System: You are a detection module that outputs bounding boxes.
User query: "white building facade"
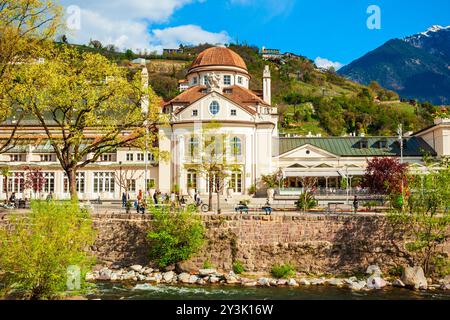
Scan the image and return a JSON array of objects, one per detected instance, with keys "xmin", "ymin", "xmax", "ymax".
[{"xmin": 0, "ymin": 47, "xmax": 448, "ymax": 201}]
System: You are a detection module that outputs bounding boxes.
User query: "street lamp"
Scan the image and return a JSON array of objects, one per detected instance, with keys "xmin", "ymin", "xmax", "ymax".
[{"xmin": 397, "ymin": 124, "xmax": 405, "ymax": 210}]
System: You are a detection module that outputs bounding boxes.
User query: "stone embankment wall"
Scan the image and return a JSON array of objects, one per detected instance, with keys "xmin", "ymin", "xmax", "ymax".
[
  {"xmin": 2, "ymin": 212, "xmax": 449, "ymax": 275},
  {"xmin": 88, "ymin": 213, "xmax": 450, "ymax": 275}
]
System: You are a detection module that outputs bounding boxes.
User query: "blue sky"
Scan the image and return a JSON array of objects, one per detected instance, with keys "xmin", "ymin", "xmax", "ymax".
[{"xmin": 63, "ymin": 0, "xmax": 450, "ymax": 68}]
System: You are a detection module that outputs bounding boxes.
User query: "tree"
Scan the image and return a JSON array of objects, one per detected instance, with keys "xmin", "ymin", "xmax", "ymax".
[
  {"xmin": 0, "ymin": 166, "xmax": 11, "ymax": 201},
  {"xmin": 114, "ymin": 167, "xmax": 143, "ymax": 198},
  {"xmin": 0, "ymin": 0, "xmax": 62, "ymax": 154},
  {"xmin": 297, "ymin": 177, "xmax": 318, "ymax": 212},
  {"xmin": 363, "ymin": 157, "xmax": 409, "ymax": 197},
  {"xmin": 24, "ymin": 166, "xmax": 45, "ymax": 198},
  {"xmin": 188, "ymin": 122, "xmax": 234, "ymax": 212},
  {"xmin": 388, "ymin": 164, "xmax": 450, "ymax": 276},
  {"xmin": 147, "ymin": 205, "xmax": 205, "ymax": 268},
  {"xmin": 9, "ymin": 45, "xmax": 162, "ymax": 199},
  {"xmin": 0, "ymin": 201, "xmax": 96, "ymax": 299},
  {"xmin": 89, "ymin": 39, "xmax": 103, "ymax": 49}
]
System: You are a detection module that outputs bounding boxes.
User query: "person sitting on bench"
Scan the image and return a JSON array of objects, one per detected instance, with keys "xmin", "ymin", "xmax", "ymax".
[{"xmin": 262, "ymin": 199, "xmax": 272, "ymax": 215}]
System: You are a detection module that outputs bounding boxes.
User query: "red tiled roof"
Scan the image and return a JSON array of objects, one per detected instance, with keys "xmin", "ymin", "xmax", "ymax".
[{"xmin": 166, "ymin": 85, "xmax": 269, "ymax": 116}]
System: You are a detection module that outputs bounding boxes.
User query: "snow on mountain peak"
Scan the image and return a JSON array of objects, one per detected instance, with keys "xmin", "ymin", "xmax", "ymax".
[{"xmin": 419, "ymin": 25, "xmax": 450, "ymax": 37}]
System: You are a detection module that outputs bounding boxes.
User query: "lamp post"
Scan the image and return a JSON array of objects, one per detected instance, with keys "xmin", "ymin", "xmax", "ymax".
[{"xmin": 397, "ymin": 124, "xmax": 405, "ymax": 211}]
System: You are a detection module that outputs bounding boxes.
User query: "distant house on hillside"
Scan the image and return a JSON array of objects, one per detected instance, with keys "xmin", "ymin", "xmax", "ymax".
[
  {"xmin": 163, "ymin": 48, "xmax": 184, "ymax": 55},
  {"xmin": 178, "ymin": 79, "xmax": 189, "ymax": 92},
  {"xmin": 131, "ymin": 58, "xmax": 147, "ymax": 65},
  {"xmin": 260, "ymin": 47, "xmax": 283, "ymax": 61}
]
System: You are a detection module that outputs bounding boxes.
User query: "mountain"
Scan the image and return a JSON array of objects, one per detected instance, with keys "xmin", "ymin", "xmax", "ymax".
[{"xmin": 339, "ymin": 26, "xmax": 450, "ymax": 105}]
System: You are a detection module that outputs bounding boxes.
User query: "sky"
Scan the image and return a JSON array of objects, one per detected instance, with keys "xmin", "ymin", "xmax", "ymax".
[{"xmin": 61, "ymin": 0, "xmax": 450, "ymax": 69}]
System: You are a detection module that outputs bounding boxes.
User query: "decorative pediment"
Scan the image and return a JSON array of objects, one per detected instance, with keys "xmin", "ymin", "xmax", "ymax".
[{"xmin": 278, "ymin": 144, "xmax": 338, "ymax": 159}]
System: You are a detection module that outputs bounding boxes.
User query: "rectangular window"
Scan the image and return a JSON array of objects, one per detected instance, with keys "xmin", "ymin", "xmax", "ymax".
[
  {"xmin": 40, "ymin": 154, "xmax": 53, "ymax": 162},
  {"xmin": 224, "ymin": 75, "xmax": 231, "ymax": 85},
  {"xmin": 63, "ymin": 172, "xmax": 86, "ymax": 193},
  {"xmin": 148, "ymin": 153, "xmax": 155, "ymax": 161},
  {"xmin": 127, "ymin": 179, "xmax": 136, "ymax": 192},
  {"xmin": 99, "ymin": 154, "xmax": 115, "ymax": 162},
  {"xmin": 231, "ymin": 109, "xmax": 237, "ymax": 116},
  {"xmin": 137, "ymin": 153, "xmax": 144, "ymax": 161},
  {"xmin": 193, "ymin": 77, "xmax": 198, "ymax": 85},
  {"xmin": 10, "ymin": 154, "xmax": 24, "ymax": 162},
  {"xmin": 192, "ymin": 110, "xmax": 198, "ymax": 116},
  {"xmin": 43, "ymin": 172, "xmax": 55, "ymax": 193},
  {"xmin": 5, "ymin": 172, "xmax": 25, "ymax": 193},
  {"xmin": 237, "ymin": 76, "xmax": 243, "ymax": 85},
  {"xmin": 126, "ymin": 153, "xmax": 134, "ymax": 161},
  {"xmin": 203, "ymin": 76, "xmax": 209, "ymax": 86},
  {"xmin": 93, "ymin": 172, "xmax": 115, "ymax": 193}
]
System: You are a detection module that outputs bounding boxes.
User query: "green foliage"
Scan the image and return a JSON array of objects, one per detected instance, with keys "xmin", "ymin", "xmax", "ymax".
[
  {"xmin": 232, "ymin": 261, "xmax": 245, "ymax": 274},
  {"xmin": 147, "ymin": 206, "xmax": 205, "ymax": 268},
  {"xmin": 202, "ymin": 259, "xmax": 213, "ymax": 269},
  {"xmin": 271, "ymin": 263, "xmax": 296, "ymax": 279},
  {"xmin": 147, "ymin": 180, "xmax": 156, "ymax": 189},
  {"xmin": 261, "ymin": 174, "xmax": 277, "ymax": 188},
  {"xmin": 248, "ymin": 184, "xmax": 256, "ymax": 195},
  {"xmin": 295, "ymin": 193, "xmax": 318, "ymax": 211},
  {"xmin": 388, "ymin": 165, "xmax": 450, "ymax": 275},
  {"xmin": 0, "ymin": 201, "xmax": 96, "ymax": 300}
]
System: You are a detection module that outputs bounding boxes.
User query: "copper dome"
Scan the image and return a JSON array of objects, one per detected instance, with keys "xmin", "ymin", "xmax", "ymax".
[{"xmin": 189, "ymin": 47, "xmax": 248, "ymax": 72}]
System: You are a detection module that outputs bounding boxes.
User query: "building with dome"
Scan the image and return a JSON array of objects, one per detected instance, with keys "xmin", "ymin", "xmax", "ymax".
[{"xmin": 0, "ymin": 46, "xmax": 448, "ymax": 202}]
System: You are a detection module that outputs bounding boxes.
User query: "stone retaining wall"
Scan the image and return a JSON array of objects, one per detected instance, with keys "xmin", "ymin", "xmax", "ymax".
[
  {"xmin": 2, "ymin": 212, "xmax": 449, "ymax": 275},
  {"xmin": 87, "ymin": 213, "xmax": 450, "ymax": 275}
]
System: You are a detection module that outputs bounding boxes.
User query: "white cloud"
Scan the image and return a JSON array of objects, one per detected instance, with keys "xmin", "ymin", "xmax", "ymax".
[
  {"xmin": 61, "ymin": 0, "xmax": 229, "ymax": 53},
  {"xmin": 314, "ymin": 57, "xmax": 344, "ymax": 70}
]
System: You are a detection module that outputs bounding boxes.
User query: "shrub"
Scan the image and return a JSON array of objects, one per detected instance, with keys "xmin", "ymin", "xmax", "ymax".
[
  {"xmin": 0, "ymin": 201, "xmax": 96, "ymax": 300},
  {"xmin": 233, "ymin": 261, "xmax": 245, "ymax": 274},
  {"xmin": 271, "ymin": 263, "xmax": 296, "ymax": 279},
  {"xmin": 248, "ymin": 184, "xmax": 256, "ymax": 195},
  {"xmin": 295, "ymin": 193, "xmax": 318, "ymax": 211},
  {"xmin": 147, "ymin": 206, "xmax": 205, "ymax": 268},
  {"xmin": 203, "ymin": 259, "xmax": 213, "ymax": 269}
]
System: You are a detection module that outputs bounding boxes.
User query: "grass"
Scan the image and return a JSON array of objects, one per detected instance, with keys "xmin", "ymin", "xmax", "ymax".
[{"xmin": 271, "ymin": 264, "xmax": 296, "ymax": 279}]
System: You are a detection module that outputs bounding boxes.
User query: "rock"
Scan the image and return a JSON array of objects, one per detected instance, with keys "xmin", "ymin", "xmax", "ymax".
[
  {"xmin": 130, "ymin": 265, "xmax": 143, "ymax": 272},
  {"xmin": 226, "ymin": 276, "xmax": 240, "ymax": 284},
  {"xmin": 401, "ymin": 266, "xmax": 428, "ymax": 290},
  {"xmin": 348, "ymin": 277, "xmax": 358, "ymax": 282},
  {"xmin": 145, "ymin": 276, "xmax": 156, "ymax": 282},
  {"xmin": 209, "ymin": 276, "xmax": 220, "ymax": 284},
  {"xmin": 366, "ymin": 265, "xmax": 382, "ymax": 276},
  {"xmin": 142, "ymin": 268, "xmax": 153, "ymax": 275},
  {"xmin": 178, "ymin": 273, "xmax": 190, "ymax": 283},
  {"xmin": 242, "ymin": 281, "xmax": 257, "ymax": 287},
  {"xmin": 163, "ymin": 271, "xmax": 175, "ymax": 283},
  {"xmin": 350, "ymin": 281, "xmax": 366, "ymax": 291},
  {"xmin": 85, "ymin": 272, "xmax": 95, "ymax": 281},
  {"xmin": 277, "ymin": 279, "xmax": 288, "ymax": 286},
  {"xmin": 366, "ymin": 276, "xmax": 387, "ymax": 290},
  {"xmin": 188, "ymin": 275, "xmax": 199, "ymax": 284},
  {"xmin": 440, "ymin": 284, "xmax": 450, "ymax": 290},
  {"xmin": 228, "ymin": 271, "xmax": 236, "ymax": 277},
  {"xmin": 258, "ymin": 278, "xmax": 270, "ymax": 286},
  {"xmin": 269, "ymin": 279, "xmax": 278, "ymax": 286},
  {"xmin": 110, "ymin": 273, "xmax": 119, "ymax": 281},
  {"xmin": 392, "ymin": 279, "xmax": 405, "ymax": 288},
  {"xmin": 199, "ymin": 269, "xmax": 217, "ymax": 276},
  {"xmin": 197, "ymin": 278, "xmax": 206, "ymax": 285},
  {"xmin": 154, "ymin": 273, "xmax": 162, "ymax": 282},
  {"xmin": 328, "ymin": 278, "xmax": 344, "ymax": 287},
  {"xmin": 288, "ymin": 279, "xmax": 299, "ymax": 287},
  {"xmin": 439, "ymin": 275, "xmax": 450, "ymax": 286},
  {"xmin": 299, "ymin": 278, "xmax": 310, "ymax": 286},
  {"xmin": 123, "ymin": 271, "xmax": 135, "ymax": 280},
  {"xmin": 137, "ymin": 274, "xmax": 146, "ymax": 281},
  {"xmin": 311, "ymin": 278, "xmax": 325, "ymax": 285}
]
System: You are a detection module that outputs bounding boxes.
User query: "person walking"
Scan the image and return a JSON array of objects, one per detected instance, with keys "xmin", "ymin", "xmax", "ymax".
[
  {"xmin": 153, "ymin": 190, "xmax": 159, "ymax": 205},
  {"xmin": 122, "ymin": 192, "xmax": 127, "ymax": 208},
  {"xmin": 353, "ymin": 196, "xmax": 359, "ymax": 214}
]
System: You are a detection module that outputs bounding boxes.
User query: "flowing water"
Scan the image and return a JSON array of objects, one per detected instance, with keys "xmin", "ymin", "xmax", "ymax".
[{"xmin": 85, "ymin": 282, "xmax": 450, "ymax": 300}]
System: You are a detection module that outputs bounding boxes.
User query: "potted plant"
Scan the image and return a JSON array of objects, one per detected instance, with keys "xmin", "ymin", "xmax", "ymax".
[
  {"xmin": 261, "ymin": 174, "xmax": 277, "ymax": 199},
  {"xmin": 125, "ymin": 200, "xmax": 133, "ymax": 214},
  {"xmin": 148, "ymin": 180, "xmax": 156, "ymax": 197},
  {"xmin": 187, "ymin": 181, "xmax": 196, "ymax": 198},
  {"xmin": 248, "ymin": 184, "xmax": 256, "ymax": 196}
]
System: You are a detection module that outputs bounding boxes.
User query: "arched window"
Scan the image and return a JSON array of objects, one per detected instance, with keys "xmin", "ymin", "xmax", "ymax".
[
  {"xmin": 230, "ymin": 171, "xmax": 242, "ymax": 193},
  {"xmin": 209, "ymin": 101, "xmax": 220, "ymax": 115},
  {"xmin": 230, "ymin": 137, "xmax": 242, "ymax": 156},
  {"xmin": 188, "ymin": 137, "xmax": 198, "ymax": 157}
]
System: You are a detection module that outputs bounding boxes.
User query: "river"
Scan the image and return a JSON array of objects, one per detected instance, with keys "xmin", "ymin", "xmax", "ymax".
[{"xmin": 85, "ymin": 282, "xmax": 450, "ymax": 300}]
